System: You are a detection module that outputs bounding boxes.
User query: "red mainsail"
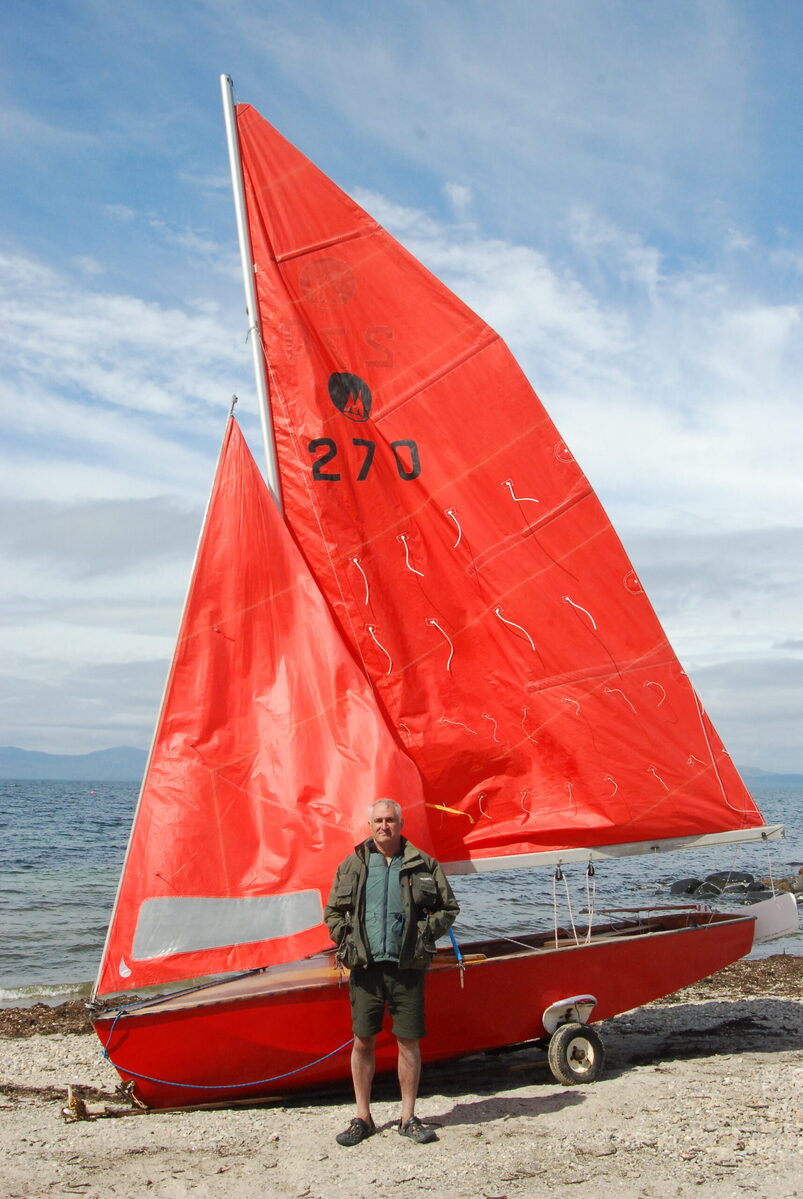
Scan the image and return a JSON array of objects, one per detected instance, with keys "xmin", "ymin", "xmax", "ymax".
[
  {"xmin": 96, "ymin": 419, "xmax": 427, "ymax": 995},
  {"xmin": 236, "ymin": 103, "xmax": 763, "ymax": 869}
]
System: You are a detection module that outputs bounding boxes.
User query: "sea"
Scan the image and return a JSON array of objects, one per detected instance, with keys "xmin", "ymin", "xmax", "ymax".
[{"xmin": 1, "ymin": 779, "xmax": 801, "ymax": 1007}]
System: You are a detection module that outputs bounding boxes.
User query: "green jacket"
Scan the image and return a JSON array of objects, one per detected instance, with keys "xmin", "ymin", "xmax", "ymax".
[{"xmin": 324, "ymin": 837, "xmax": 459, "ymax": 971}]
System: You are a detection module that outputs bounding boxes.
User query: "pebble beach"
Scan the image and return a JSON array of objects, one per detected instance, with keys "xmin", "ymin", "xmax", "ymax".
[{"xmin": 1, "ymin": 956, "xmax": 801, "ymax": 1198}]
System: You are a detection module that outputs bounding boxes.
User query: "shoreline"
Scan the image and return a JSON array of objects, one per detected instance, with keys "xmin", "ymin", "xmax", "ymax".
[{"xmin": 1, "ymin": 956, "xmax": 801, "ymax": 1198}]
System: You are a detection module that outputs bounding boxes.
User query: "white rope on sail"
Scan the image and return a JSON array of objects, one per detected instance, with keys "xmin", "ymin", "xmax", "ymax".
[
  {"xmin": 439, "ymin": 715, "xmax": 477, "ymax": 735},
  {"xmin": 350, "ymin": 556, "xmax": 370, "ymax": 605},
  {"xmin": 481, "ymin": 712, "xmax": 500, "ymax": 742},
  {"xmin": 644, "ymin": 679, "xmax": 666, "ymax": 706},
  {"xmin": 562, "ymin": 595, "xmax": 597, "ymax": 629},
  {"xmin": 648, "ymin": 766, "xmax": 669, "ymax": 791},
  {"xmin": 521, "ymin": 706, "xmax": 539, "ymax": 743},
  {"xmin": 444, "ymin": 507, "xmax": 463, "ymax": 548},
  {"xmin": 502, "ymin": 478, "xmax": 540, "ymax": 505},
  {"xmin": 685, "ymin": 681, "xmax": 757, "ymax": 820},
  {"xmin": 398, "ymin": 533, "xmax": 424, "ymax": 577},
  {"xmin": 604, "ymin": 686, "xmax": 637, "ymax": 714},
  {"xmin": 366, "ymin": 625, "xmax": 393, "ymax": 675},
  {"xmin": 427, "ymin": 618, "xmax": 455, "ymax": 671},
  {"xmin": 494, "ymin": 606, "xmax": 537, "ymax": 651},
  {"xmin": 565, "ymin": 780, "xmax": 577, "ymax": 811}
]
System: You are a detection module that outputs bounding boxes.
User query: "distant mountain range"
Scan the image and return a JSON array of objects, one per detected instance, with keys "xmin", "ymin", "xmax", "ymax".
[
  {"xmin": 0, "ymin": 745, "xmax": 801, "ymax": 785},
  {"xmin": 738, "ymin": 765, "xmax": 803, "ymax": 787},
  {"xmin": 0, "ymin": 746, "xmax": 148, "ymax": 781}
]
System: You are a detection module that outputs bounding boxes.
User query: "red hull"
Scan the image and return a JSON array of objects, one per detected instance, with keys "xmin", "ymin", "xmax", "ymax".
[{"xmin": 93, "ymin": 910, "xmax": 754, "ymax": 1109}]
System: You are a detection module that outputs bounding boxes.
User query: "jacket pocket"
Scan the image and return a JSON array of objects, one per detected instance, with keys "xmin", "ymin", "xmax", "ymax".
[{"xmin": 410, "ymin": 873, "xmax": 438, "ymax": 910}]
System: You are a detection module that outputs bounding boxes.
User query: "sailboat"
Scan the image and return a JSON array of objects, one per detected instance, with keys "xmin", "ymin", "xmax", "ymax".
[{"xmin": 90, "ymin": 78, "xmax": 797, "ymax": 1110}]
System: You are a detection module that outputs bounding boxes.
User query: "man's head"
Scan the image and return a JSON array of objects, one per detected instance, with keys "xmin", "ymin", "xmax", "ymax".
[{"xmin": 368, "ymin": 799, "xmax": 403, "ymax": 858}]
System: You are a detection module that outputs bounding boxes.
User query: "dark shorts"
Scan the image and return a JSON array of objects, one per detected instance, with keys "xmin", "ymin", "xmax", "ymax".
[{"xmin": 349, "ymin": 963, "xmax": 426, "ymax": 1040}]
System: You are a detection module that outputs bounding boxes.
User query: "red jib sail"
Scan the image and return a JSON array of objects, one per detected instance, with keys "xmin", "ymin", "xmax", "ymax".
[
  {"xmin": 96, "ymin": 419, "xmax": 427, "ymax": 995},
  {"xmin": 236, "ymin": 103, "xmax": 764, "ymax": 870}
]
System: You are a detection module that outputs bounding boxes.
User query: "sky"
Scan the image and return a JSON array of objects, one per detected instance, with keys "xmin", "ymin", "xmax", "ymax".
[{"xmin": 0, "ymin": 0, "xmax": 801, "ymax": 773}]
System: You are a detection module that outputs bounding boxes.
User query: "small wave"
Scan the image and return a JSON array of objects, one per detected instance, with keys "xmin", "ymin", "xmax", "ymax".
[{"xmin": 0, "ymin": 980, "xmax": 92, "ymax": 1008}]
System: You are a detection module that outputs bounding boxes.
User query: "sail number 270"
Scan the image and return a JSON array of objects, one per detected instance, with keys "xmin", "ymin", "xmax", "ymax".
[{"xmin": 308, "ymin": 438, "xmax": 421, "ymax": 482}]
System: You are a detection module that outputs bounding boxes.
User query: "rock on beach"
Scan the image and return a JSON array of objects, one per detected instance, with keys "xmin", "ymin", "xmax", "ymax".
[{"xmin": 1, "ymin": 956, "xmax": 801, "ymax": 1199}]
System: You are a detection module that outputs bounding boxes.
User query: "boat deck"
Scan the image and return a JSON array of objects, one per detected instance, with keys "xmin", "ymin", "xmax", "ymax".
[{"xmin": 94, "ymin": 906, "xmax": 748, "ymax": 1021}]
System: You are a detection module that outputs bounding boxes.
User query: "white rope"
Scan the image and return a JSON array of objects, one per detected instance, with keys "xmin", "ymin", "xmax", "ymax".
[
  {"xmin": 562, "ymin": 595, "xmax": 597, "ymax": 630},
  {"xmin": 648, "ymin": 765, "xmax": 669, "ymax": 791},
  {"xmin": 604, "ymin": 774, "xmax": 618, "ymax": 796},
  {"xmin": 494, "ymin": 606, "xmax": 537, "ymax": 652},
  {"xmin": 521, "ymin": 706, "xmax": 538, "ymax": 744},
  {"xmin": 477, "ymin": 790, "xmax": 490, "ymax": 819},
  {"xmin": 551, "ymin": 868, "xmax": 579, "ymax": 947},
  {"xmin": 502, "ymin": 478, "xmax": 540, "ymax": 505},
  {"xmin": 439, "ymin": 715, "xmax": 477, "ymax": 735},
  {"xmin": 561, "ymin": 696, "xmax": 581, "ymax": 715},
  {"xmin": 444, "ymin": 507, "xmax": 463, "ymax": 548},
  {"xmin": 366, "ymin": 625, "xmax": 393, "ymax": 675},
  {"xmin": 644, "ymin": 680, "xmax": 666, "ymax": 706},
  {"xmin": 604, "ymin": 686, "xmax": 637, "ymax": 714},
  {"xmin": 398, "ymin": 533, "xmax": 424, "ymax": 577},
  {"xmin": 561, "ymin": 871, "xmax": 579, "ymax": 944},
  {"xmin": 350, "ymin": 557, "xmax": 370, "ymax": 605},
  {"xmin": 481, "ymin": 712, "xmax": 500, "ymax": 743},
  {"xmin": 426, "ymin": 618, "xmax": 454, "ymax": 671}
]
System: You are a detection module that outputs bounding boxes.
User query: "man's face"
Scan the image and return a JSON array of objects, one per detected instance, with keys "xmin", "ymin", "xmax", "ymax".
[{"xmin": 369, "ymin": 803, "xmax": 403, "ymax": 856}]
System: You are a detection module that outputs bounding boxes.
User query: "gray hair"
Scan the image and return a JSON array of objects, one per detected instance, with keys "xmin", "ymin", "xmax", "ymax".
[{"xmin": 369, "ymin": 798, "xmax": 403, "ymax": 823}]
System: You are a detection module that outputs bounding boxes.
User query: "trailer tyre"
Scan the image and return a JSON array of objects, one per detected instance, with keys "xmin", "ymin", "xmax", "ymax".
[{"xmin": 547, "ymin": 1022, "xmax": 605, "ymax": 1085}]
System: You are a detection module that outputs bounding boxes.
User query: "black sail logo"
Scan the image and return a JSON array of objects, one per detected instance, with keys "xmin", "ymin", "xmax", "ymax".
[{"xmin": 328, "ymin": 372, "xmax": 371, "ymax": 422}]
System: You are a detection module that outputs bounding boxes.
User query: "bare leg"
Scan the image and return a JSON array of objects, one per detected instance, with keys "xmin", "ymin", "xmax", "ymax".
[
  {"xmin": 397, "ymin": 1037, "xmax": 421, "ymax": 1124},
  {"xmin": 351, "ymin": 1034, "xmax": 377, "ymax": 1123}
]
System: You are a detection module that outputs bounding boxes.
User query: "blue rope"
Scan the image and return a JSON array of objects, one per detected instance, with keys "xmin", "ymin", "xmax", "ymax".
[
  {"xmin": 447, "ymin": 926, "xmax": 463, "ymax": 965},
  {"xmin": 102, "ymin": 1007, "xmax": 353, "ymax": 1092}
]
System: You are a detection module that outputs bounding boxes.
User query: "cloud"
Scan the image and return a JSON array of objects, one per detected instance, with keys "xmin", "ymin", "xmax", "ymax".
[
  {"xmin": 0, "ymin": 496, "xmax": 201, "ymax": 578},
  {"xmin": 237, "ymin": 0, "xmax": 754, "ymax": 244},
  {"xmin": 0, "ymin": 249, "xmax": 255, "ymax": 506},
  {"xmin": 693, "ymin": 657, "xmax": 803, "ymax": 775},
  {"xmin": 0, "ymin": 660, "xmax": 169, "ymax": 754}
]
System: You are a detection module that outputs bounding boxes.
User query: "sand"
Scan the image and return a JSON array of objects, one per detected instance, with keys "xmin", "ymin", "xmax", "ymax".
[{"xmin": 1, "ymin": 956, "xmax": 801, "ymax": 1199}]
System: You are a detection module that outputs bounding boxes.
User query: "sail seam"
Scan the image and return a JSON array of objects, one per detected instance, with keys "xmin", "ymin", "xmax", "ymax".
[
  {"xmin": 469, "ymin": 483, "xmax": 595, "ymax": 575},
  {"xmin": 374, "ymin": 328, "xmax": 499, "ymax": 423}
]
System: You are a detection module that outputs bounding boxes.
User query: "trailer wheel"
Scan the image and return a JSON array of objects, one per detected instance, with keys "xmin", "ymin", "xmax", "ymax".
[{"xmin": 547, "ymin": 1022, "xmax": 605, "ymax": 1085}]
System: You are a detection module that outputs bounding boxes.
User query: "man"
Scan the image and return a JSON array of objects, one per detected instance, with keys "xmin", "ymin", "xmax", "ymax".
[{"xmin": 324, "ymin": 799, "xmax": 459, "ymax": 1146}]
